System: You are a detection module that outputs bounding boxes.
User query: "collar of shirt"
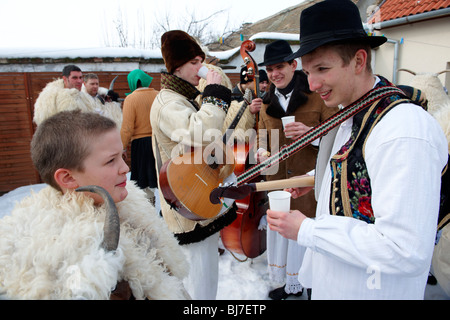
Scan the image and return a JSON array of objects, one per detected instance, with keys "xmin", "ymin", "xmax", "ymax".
[{"xmin": 274, "ymin": 88, "xmax": 293, "ymax": 112}]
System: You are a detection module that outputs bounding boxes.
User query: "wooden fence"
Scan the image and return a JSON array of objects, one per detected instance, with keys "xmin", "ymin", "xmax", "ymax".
[{"xmin": 0, "ymin": 71, "xmax": 239, "ymax": 195}]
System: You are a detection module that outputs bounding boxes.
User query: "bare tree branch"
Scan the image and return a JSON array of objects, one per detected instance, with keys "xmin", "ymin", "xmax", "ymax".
[{"xmin": 102, "ymin": 5, "xmax": 238, "ymax": 50}]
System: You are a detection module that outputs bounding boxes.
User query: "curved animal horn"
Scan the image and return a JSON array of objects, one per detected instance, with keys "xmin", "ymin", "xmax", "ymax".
[
  {"xmin": 397, "ymin": 68, "xmax": 417, "ymax": 75},
  {"xmin": 437, "ymin": 69, "xmax": 450, "ymax": 75},
  {"xmin": 109, "ymin": 76, "xmax": 119, "ymax": 91},
  {"xmin": 76, "ymin": 185, "xmax": 120, "ymax": 252}
]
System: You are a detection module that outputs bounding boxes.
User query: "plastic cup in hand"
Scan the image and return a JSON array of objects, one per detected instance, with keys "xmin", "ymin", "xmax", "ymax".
[
  {"xmin": 268, "ymin": 190, "xmax": 291, "ymax": 212},
  {"xmin": 197, "ymin": 66, "xmax": 209, "ymax": 79},
  {"xmin": 281, "ymin": 116, "xmax": 295, "ymax": 138}
]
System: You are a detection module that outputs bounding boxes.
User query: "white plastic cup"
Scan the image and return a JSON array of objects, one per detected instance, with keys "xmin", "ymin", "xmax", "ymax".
[
  {"xmin": 281, "ymin": 116, "xmax": 295, "ymax": 138},
  {"xmin": 197, "ymin": 66, "xmax": 209, "ymax": 79},
  {"xmin": 268, "ymin": 190, "xmax": 291, "ymax": 212}
]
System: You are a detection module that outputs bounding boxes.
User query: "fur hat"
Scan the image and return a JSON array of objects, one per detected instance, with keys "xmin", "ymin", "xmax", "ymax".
[{"xmin": 161, "ymin": 30, "xmax": 206, "ymax": 74}]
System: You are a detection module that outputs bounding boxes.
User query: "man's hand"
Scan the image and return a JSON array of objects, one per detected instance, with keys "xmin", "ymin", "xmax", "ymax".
[
  {"xmin": 284, "ymin": 121, "xmax": 311, "ymax": 140},
  {"xmin": 266, "ymin": 209, "xmax": 307, "ymax": 241},
  {"xmin": 249, "ymin": 97, "xmax": 262, "ymax": 114},
  {"xmin": 256, "ymin": 148, "xmax": 270, "ymax": 163},
  {"xmin": 284, "ymin": 175, "xmax": 314, "ymax": 199}
]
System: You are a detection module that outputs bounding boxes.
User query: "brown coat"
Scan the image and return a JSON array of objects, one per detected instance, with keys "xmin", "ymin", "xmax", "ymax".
[{"xmin": 258, "ymin": 71, "xmax": 339, "ymax": 217}]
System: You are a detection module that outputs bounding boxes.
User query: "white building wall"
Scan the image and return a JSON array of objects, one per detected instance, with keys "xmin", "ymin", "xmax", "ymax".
[{"xmin": 372, "ymin": 17, "xmax": 450, "ymax": 89}]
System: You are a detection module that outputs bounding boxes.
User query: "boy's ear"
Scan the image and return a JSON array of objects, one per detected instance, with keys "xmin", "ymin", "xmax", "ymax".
[
  {"xmin": 290, "ymin": 59, "xmax": 298, "ymax": 70},
  {"xmin": 354, "ymin": 49, "xmax": 368, "ymax": 74},
  {"xmin": 54, "ymin": 168, "xmax": 79, "ymax": 190}
]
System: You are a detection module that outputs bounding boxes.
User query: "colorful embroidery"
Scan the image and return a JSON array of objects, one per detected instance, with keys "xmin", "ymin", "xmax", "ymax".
[
  {"xmin": 236, "ymin": 85, "xmax": 405, "ymax": 185},
  {"xmin": 202, "ymin": 96, "xmax": 229, "ymax": 113},
  {"xmin": 330, "ymin": 77, "xmax": 407, "ymax": 224},
  {"xmin": 348, "ymin": 164, "xmax": 374, "ymax": 223}
]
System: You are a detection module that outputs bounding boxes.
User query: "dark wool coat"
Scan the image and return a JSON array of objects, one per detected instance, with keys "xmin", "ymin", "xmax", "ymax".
[{"xmin": 258, "ymin": 71, "xmax": 339, "ymax": 217}]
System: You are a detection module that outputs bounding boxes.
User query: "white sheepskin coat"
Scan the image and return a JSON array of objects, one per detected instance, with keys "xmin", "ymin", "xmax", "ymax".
[
  {"xmin": 34, "ymin": 78, "xmax": 123, "ymax": 128},
  {"xmin": 405, "ymin": 74, "xmax": 450, "ymax": 151},
  {"xmin": 0, "ymin": 182, "xmax": 189, "ymax": 300}
]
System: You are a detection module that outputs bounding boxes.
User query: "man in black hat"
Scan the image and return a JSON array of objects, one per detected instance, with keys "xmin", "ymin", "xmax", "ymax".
[
  {"xmin": 267, "ymin": 0, "xmax": 448, "ymax": 299},
  {"xmin": 258, "ymin": 69, "xmax": 269, "ymax": 94},
  {"xmin": 257, "ymin": 39, "xmax": 338, "ymax": 300},
  {"xmin": 232, "ymin": 66, "xmax": 257, "ymax": 102}
]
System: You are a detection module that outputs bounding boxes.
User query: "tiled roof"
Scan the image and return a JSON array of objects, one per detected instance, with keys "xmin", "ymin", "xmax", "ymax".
[{"xmin": 368, "ymin": 0, "xmax": 450, "ymax": 24}]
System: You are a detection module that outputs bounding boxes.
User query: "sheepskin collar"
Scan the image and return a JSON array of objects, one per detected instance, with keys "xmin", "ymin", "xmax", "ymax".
[
  {"xmin": 0, "ymin": 182, "xmax": 189, "ymax": 300},
  {"xmin": 161, "ymin": 72, "xmax": 200, "ymax": 101},
  {"xmin": 263, "ymin": 70, "xmax": 311, "ymax": 119}
]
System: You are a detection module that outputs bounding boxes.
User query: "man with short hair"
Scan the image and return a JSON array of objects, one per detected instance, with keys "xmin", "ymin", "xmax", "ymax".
[
  {"xmin": 34, "ymin": 65, "xmax": 122, "ymax": 128},
  {"xmin": 62, "ymin": 64, "xmax": 83, "ymax": 91},
  {"xmin": 83, "ymin": 73, "xmax": 105, "ymax": 104}
]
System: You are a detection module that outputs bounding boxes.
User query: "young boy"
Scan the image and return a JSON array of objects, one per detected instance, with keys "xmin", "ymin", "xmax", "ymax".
[
  {"xmin": 267, "ymin": 0, "xmax": 447, "ymax": 299},
  {"xmin": 0, "ymin": 110, "xmax": 189, "ymax": 300}
]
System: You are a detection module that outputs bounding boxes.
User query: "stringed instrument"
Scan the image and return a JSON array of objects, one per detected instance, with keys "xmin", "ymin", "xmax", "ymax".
[
  {"xmin": 240, "ymin": 40, "xmax": 262, "ymax": 100},
  {"xmin": 215, "ymin": 176, "xmax": 314, "ymax": 258},
  {"xmin": 159, "ymin": 90, "xmax": 253, "ymax": 221},
  {"xmin": 211, "ymin": 176, "xmax": 315, "ymax": 204},
  {"xmin": 219, "ymin": 138, "xmax": 268, "ymax": 258},
  {"xmin": 220, "ymin": 40, "xmax": 268, "ymax": 259}
]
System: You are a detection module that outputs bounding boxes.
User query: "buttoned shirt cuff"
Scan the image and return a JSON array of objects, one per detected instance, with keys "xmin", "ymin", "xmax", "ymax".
[{"xmin": 297, "ymin": 217, "xmax": 315, "ymax": 248}]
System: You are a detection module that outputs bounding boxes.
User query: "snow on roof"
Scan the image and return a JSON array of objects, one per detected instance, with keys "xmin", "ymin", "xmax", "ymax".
[
  {"xmin": 250, "ymin": 32, "xmax": 299, "ymax": 41},
  {"xmin": 0, "ymin": 32, "xmax": 299, "ymax": 61},
  {"xmin": 0, "ymin": 46, "xmax": 161, "ymax": 59}
]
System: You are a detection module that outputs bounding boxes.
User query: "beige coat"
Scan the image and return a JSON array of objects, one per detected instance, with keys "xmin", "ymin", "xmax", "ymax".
[{"xmin": 151, "ymin": 70, "xmax": 255, "ymax": 243}]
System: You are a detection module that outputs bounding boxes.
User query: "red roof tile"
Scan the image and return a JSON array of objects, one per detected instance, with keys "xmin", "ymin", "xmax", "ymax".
[{"xmin": 368, "ymin": 0, "xmax": 450, "ymax": 24}]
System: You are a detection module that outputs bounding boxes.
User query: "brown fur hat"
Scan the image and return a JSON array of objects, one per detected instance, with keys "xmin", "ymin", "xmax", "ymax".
[{"xmin": 161, "ymin": 30, "xmax": 206, "ymax": 74}]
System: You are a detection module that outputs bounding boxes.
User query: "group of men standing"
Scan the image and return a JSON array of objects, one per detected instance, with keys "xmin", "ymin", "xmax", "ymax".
[{"xmin": 8, "ymin": 0, "xmax": 448, "ymax": 300}]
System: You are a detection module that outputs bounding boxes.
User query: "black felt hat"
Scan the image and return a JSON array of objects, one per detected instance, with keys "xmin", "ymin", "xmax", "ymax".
[
  {"xmin": 258, "ymin": 40, "xmax": 293, "ymax": 66},
  {"xmin": 287, "ymin": 0, "xmax": 387, "ymax": 60}
]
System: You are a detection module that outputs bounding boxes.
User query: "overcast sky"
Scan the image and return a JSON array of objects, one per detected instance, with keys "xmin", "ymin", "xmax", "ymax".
[{"xmin": 0, "ymin": 0, "xmax": 305, "ymax": 48}]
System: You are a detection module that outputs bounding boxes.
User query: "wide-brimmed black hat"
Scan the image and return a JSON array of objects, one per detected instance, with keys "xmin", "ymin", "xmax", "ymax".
[
  {"xmin": 287, "ymin": 0, "xmax": 387, "ymax": 60},
  {"xmin": 258, "ymin": 40, "xmax": 293, "ymax": 66}
]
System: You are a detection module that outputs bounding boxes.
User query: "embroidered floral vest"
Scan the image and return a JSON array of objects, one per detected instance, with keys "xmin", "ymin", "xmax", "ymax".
[{"xmin": 329, "ymin": 77, "xmax": 423, "ymax": 223}]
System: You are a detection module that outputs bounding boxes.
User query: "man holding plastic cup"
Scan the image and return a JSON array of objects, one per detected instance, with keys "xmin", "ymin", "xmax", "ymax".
[
  {"xmin": 257, "ymin": 40, "xmax": 338, "ymax": 300},
  {"xmin": 267, "ymin": 0, "xmax": 447, "ymax": 300}
]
